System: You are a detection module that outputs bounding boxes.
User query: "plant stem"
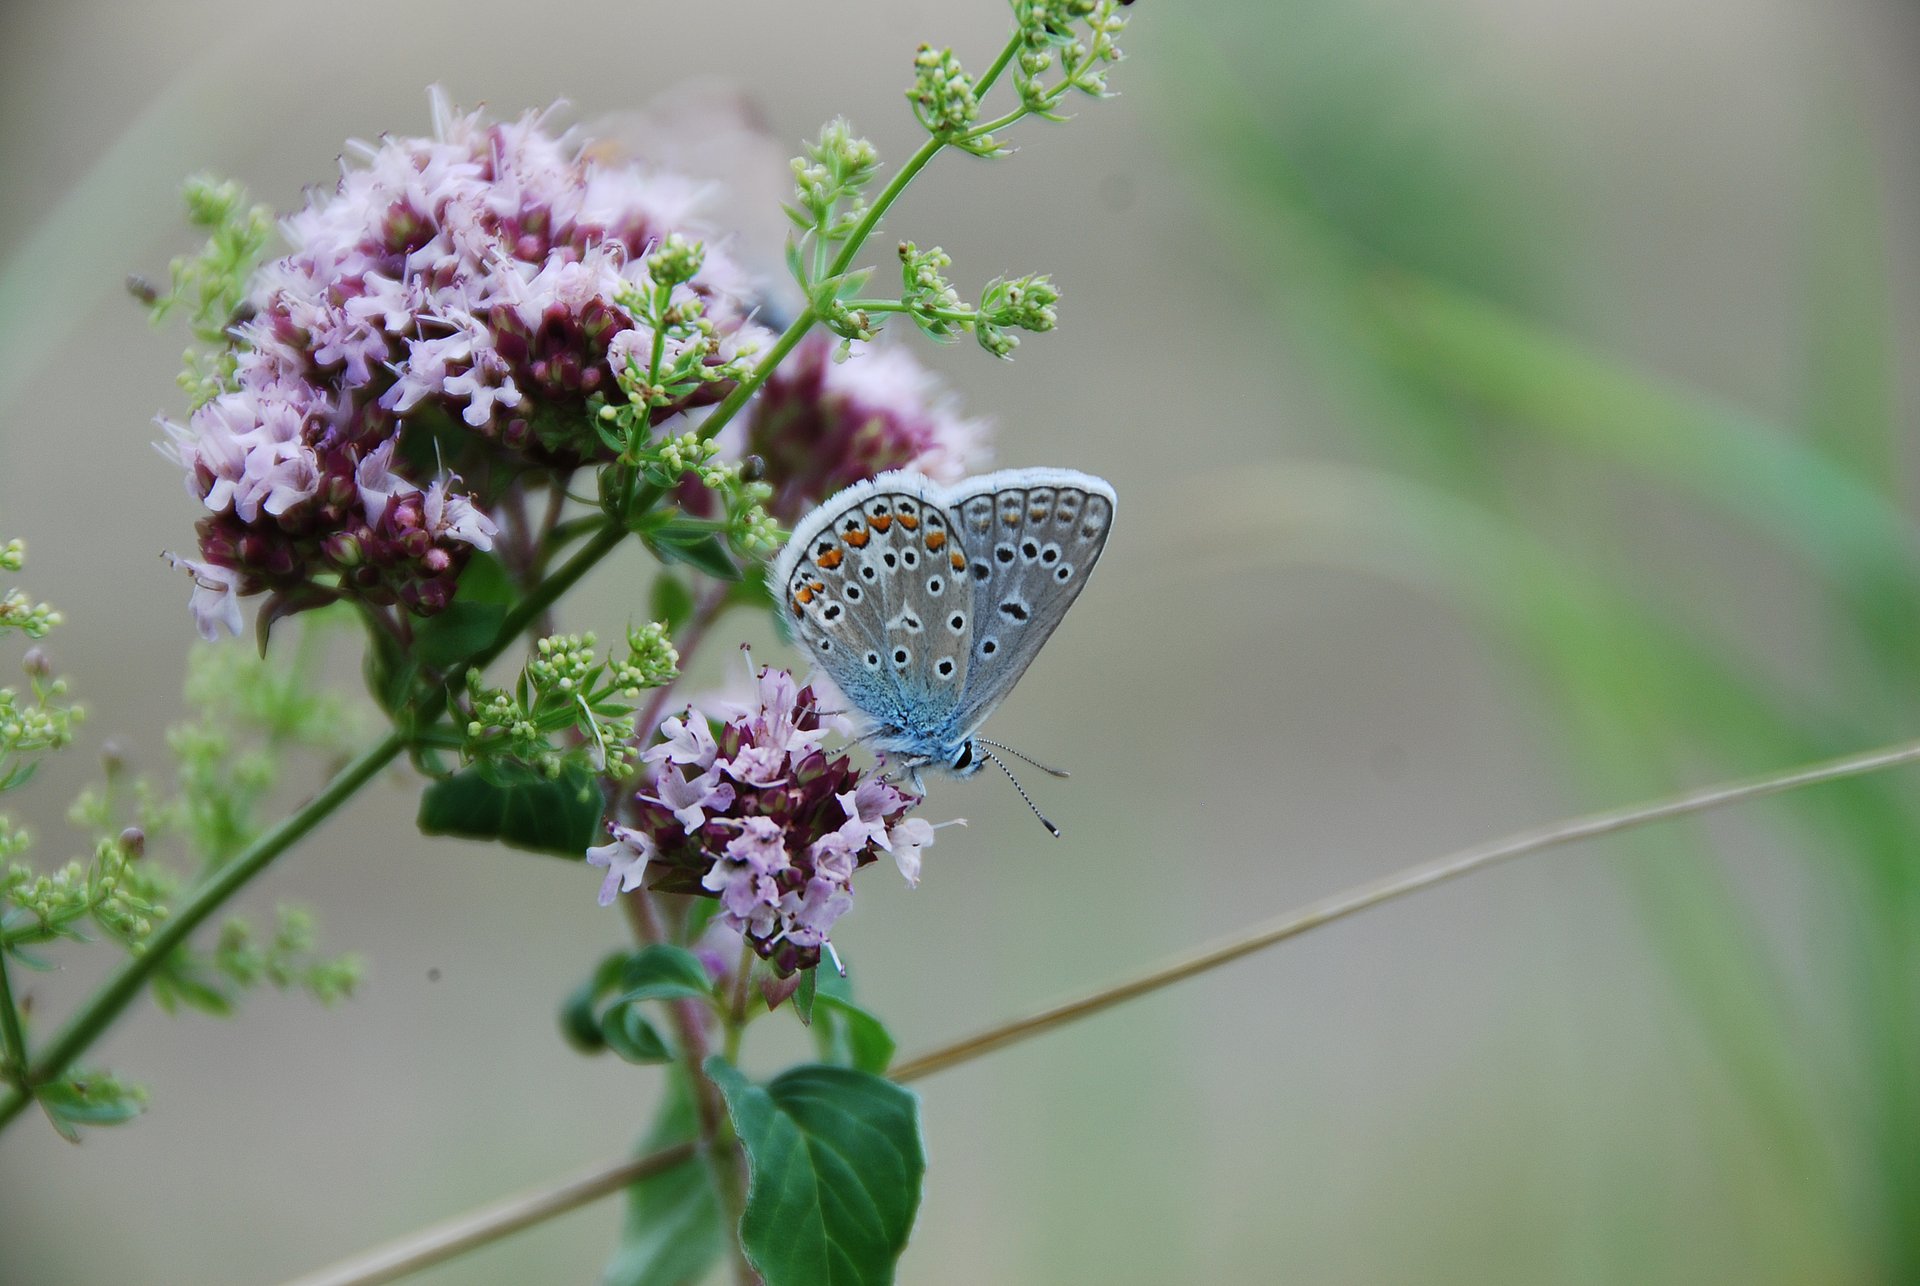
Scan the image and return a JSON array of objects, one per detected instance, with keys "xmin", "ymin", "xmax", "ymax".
[
  {"xmin": 278, "ymin": 732, "xmax": 1920, "ymax": 1284},
  {"xmin": 277, "ymin": 1143, "xmax": 698, "ymax": 1286},
  {"xmin": 0, "ymin": 942, "xmax": 27, "ymax": 1082},
  {"xmin": 889, "ymin": 735, "xmax": 1920, "ymax": 1081},
  {"xmin": 697, "ymin": 309, "xmax": 817, "ymax": 446},
  {"xmin": 826, "ymin": 138, "xmax": 944, "ymax": 281},
  {"xmin": 620, "ymin": 890, "xmax": 754, "ymax": 1285},
  {"xmin": 0, "ymin": 728, "xmax": 403, "ymax": 1135},
  {"xmin": 0, "ymin": 521, "xmax": 630, "ymax": 1138}
]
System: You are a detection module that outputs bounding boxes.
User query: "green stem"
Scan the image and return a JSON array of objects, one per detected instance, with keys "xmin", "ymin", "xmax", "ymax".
[
  {"xmin": 0, "ymin": 941, "xmax": 27, "ymax": 1082},
  {"xmin": 974, "ymin": 31, "xmax": 1021, "ymax": 96},
  {"xmin": 697, "ymin": 309, "xmax": 818, "ymax": 445},
  {"xmin": 0, "ymin": 729, "xmax": 402, "ymax": 1134},
  {"xmin": 722, "ymin": 941, "xmax": 755, "ymax": 1065},
  {"xmin": 825, "ymin": 136, "xmax": 945, "ymax": 281},
  {"xmin": 0, "ymin": 521, "xmax": 630, "ymax": 1137},
  {"xmin": 621, "ymin": 891, "xmax": 754, "ymax": 1284}
]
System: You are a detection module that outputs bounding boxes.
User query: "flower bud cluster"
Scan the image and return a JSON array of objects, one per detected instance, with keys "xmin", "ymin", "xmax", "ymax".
[
  {"xmin": 787, "ymin": 119, "xmax": 881, "ymax": 246},
  {"xmin": 463, "ymin": 627, "xmax": 679, "ymax": 779},
  {"xmin": 910, "ymin": 45, "xmax": 982, "ymax": 137}
]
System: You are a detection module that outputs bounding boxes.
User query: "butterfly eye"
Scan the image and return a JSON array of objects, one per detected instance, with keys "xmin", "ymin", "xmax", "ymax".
[
  {"xmin": 864, "ymin": 651, "xmax": 881, "ymax": 669},
  {"xmin": 979, "ymin": 638, "xmax": 998, "ymax": 656},
  {"xmin": 948, "ymin": 612, "xmax": 966, "ymax": 632},
  {"xmin": 926, "ymin": 576, "xmax": 943, "ymax": 595},
  {"xmin": 846, "ymin": 585, "xmax": 863, "ymax": 601},
  {"xmin": 1020, "ymin": 540, "xmax": 1039, "ymax": 561},
  {"xmin": 1054, "ymin": 564, "xmax": 1074, "ymax": 582},
  {"xmin": 994, "ymin": 544, "xmax": 1016, "ymax": 564},
  {"xmin": 891, "ymin": 647, "xmax": 910, "ymax": 667},
  {"xmin": 936, "ymin": 657, "xmax": 956, "ymax": 678},
  {"xmin": 902, "ymin": 549, "xmax": 918, "ymax": 567}
]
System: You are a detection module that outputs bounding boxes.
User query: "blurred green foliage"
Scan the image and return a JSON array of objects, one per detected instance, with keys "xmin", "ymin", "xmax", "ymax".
[{"xmin": 1169, "ymin": 1, "xmax": 1919, "ymax": 1281}]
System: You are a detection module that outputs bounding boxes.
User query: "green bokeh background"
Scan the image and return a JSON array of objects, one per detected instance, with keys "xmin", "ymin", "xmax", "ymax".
[{"xmin": 3, "ymin": 0, "xmax": 1917, "ymax": 1281}]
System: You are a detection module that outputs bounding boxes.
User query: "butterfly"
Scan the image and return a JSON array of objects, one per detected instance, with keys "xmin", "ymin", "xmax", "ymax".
[{"xmin": 771, "ymin": 467, "xmax": 1117, "ymax": 833}]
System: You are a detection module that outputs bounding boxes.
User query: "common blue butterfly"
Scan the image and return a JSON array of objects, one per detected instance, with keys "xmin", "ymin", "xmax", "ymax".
[{"xmin": 771, "ymin": 467, "xmax": 1116, "ymax": 832}]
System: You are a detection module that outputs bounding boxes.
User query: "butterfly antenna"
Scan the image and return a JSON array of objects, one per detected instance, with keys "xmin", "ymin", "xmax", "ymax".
[
  {"xmin": 974, "ymin": 739, "xmax": 1071, "ymax": 779},
  {"xmin": 978, "ymin": 748, "xmax": 1061, "ymax": 837}
]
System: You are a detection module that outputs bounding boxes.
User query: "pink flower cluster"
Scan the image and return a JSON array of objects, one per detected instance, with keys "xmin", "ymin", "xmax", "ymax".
[
  {"xmin": 739, "ymin": 333, "xmax": 989, "ymax": 522},
  {"xmin": 588, "ymin": 665, "xmax": 941, "ymax": 973},
  {"xmin": 160, "ymin": 89, "xmax": 763, "ymax": 638}
]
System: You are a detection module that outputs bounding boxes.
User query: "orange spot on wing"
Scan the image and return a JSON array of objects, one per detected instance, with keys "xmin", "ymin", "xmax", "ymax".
[
  {"xmin": 951, "ymin": 552, "xmax": 966, "ymax": 571},
  {"xmin": 794, "ymin": 588, "xmax": 813, "ymax": 606},
  {"xmin": 809, "ymin": 581, "xmax": 825, "ymax": 593},
  {"xmin": 924, "ymin": 529, "xmax": 946, "ymax": 552},
  {"xmin": 845, "ymin": 529, "xmax": 871, "ymax": 548},
  {"xmin": 897, "ymin": 514, "xmax": 920, "ymax": 530},
  {"xmin": 869, "ymin": 514, "xmax": 893, "ymax": 533},
  {"xmin": 1001, "ymin": 510, "xmax": 1021, "ymax": 526},
  {"xmin": 816, "ymin": 548, "xmax": 844, "ymax": 569}
]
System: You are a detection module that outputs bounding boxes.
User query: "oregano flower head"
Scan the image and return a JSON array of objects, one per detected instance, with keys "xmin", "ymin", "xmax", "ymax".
[
  {"xmin": 589, "ymin": 661, "xmax": 944, "ymax": 973},
  {"xmin": 158, "ymin": 88, "xmax": 766, "ymax": 638}
]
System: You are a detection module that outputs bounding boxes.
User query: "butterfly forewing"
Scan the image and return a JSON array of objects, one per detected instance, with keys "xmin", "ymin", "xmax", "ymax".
[
  {"xmin": 773, "ymin": 471, "xmax": 975, "ymax": 734},
  {"xmin": 945, "ymin": 469, "xmax": 1115, "ymax": 736}
]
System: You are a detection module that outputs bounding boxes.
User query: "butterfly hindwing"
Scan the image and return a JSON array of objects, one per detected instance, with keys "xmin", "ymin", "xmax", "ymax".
[
  {"xmin": 945, "ymin": 468, "xmax": 1115, "ymax": 736},
  {"xmin": 772, "ymin": 470, "xmax": 974, "ymax": 735}
]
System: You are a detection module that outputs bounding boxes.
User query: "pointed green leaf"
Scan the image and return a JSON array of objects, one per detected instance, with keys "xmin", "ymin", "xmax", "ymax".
[
  {"xmin": 600, "ymin": 1002, "xmax": 673, "ymax": 1064},
  {"xmin": 811, "ymin": 995, "xmax": 896, "ymax": 1076},
  {"xmin": 417, "ymin": 765, "xmax": 603, "ymax": 857},
  {"xmin": 616, "ymin": 945, "xmax": 715, "ymax": 1005},
  {"xmin": 707, "ymin": 1058, "xmax": 925, "ymax": 1286}
]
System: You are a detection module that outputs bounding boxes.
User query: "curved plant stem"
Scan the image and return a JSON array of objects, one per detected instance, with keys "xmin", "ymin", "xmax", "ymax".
[
  {"xmin": 278, "ymin": 732, "xmax": 1920, "ymax": 1284},
  {"xmin": 890, "ymin": 735, "xmax": 1920, "ymax": 1078},
  {"xmin": 277, "ymin": 1142, "xmax": 698, "ymax": 1286},
  {"xmin": 620, "ymin": 890, "xmax": 754, "ymax": 1285},
  {"xmin": 0, "ymin": 520, "xmax": 628, "ymax": 1137}
]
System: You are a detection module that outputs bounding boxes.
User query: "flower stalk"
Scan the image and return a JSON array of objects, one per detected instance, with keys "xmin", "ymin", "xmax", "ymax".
[{"xmin": 277, "ymin": 731, "xmax": 1920, "ymax": 1286}]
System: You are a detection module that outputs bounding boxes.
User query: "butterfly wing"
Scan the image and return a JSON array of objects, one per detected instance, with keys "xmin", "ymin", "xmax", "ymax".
[
  {"xmin": 772, "ymin": 470, "xmax": 974, "ymax": 738},
  {"xmin": 945, "ymin": 468, "xmax": 1116, "ymax": 736}
]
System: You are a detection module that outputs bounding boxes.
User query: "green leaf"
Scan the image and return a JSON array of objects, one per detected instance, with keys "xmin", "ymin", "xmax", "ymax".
[
  {"xmin": 794, "ymin": 967, "xmax": 818, "ymax": 1025},
  {"xmin": 150, "ymin": 958, "xmax": 235, "ymax": 1017},
  {"xmin": 412, "ymin": 552, "xmax": 514, "ymax": 671},
  {"xmin": 649, "ymin": 573, "xmax": 696, "ymax": 634},
  {"xmin": 411, "ymin": 601, "xmax": 507, "ymax": 672},
  {"xmin": 417, "ymin": 765, "xmax": 603, "ymax": 857},
  {"xmin": 37, "ymin": 1074, "xmax": 145, "ymax": 1140},
  {"xmin": 360, "ymin": 613, "xmax": 419, "ymax": 717},
  {"xmin": 707, "ymin": 1058, "xmax": 925, "ymax": 1286},
  {"xmin": 605, "ymin": 1069, "xmax": 725, "ymax": 1286},
  {"xmin": 600, "ymin": 1001, "xmax": 673, "ymax": 1064},
  {"xmin": 644, "ymin": 520, "xmax": 740, "ymax": 581},
  {"xmin": 616, "ymin": 944, "xmax": 715, "ymax": 1004},
  {"xmin": 561, "ymin": 952, "xmax": 626, "ymax": 1052},
  {"xmin": 811, "ymin": 995, "xmax": 897, "ymax": 1076}
]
